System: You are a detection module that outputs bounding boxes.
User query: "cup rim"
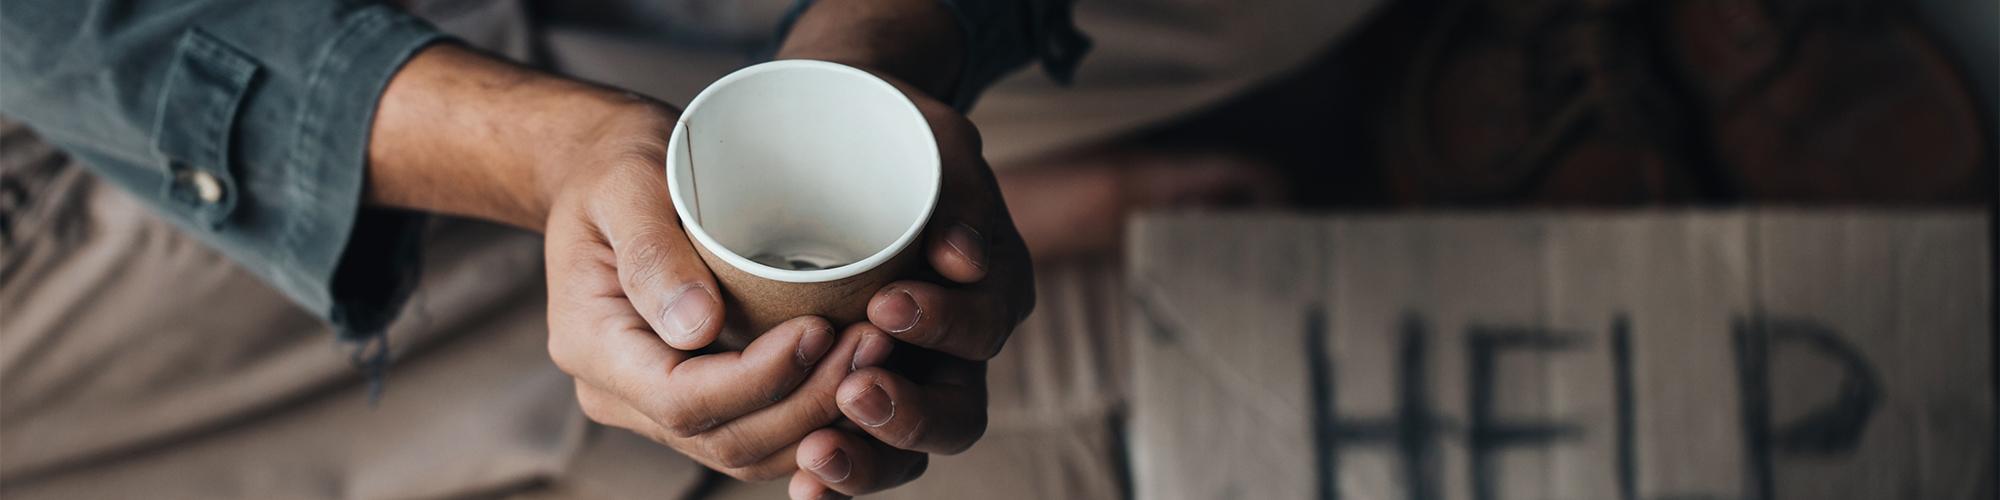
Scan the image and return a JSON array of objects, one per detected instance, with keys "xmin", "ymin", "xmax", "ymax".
[{"xmin": 665, "ymin": 59, "xmax": 941, "ymax": 284}]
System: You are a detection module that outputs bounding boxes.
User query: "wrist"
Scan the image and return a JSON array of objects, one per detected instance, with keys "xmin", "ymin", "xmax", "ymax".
[
  {"xmin": 366, "ymin": 44, "xmax": 676, "ymax": 231},
  {"xmin": 527, "ymin": 95, "xmax": 679, "ymax": 223},
  {"xmin": 777, "ymin": 0, "xmax": 964, "ymax": 99}
]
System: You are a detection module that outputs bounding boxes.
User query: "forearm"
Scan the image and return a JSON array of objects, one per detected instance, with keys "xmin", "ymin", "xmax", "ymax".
[
  {"xmin": 364, "ymin": 44, "xmax": 672, "ymax": 231},
  {"xmin": 777, "ymin": 0, "xmax": 966, "ymax": 99}
]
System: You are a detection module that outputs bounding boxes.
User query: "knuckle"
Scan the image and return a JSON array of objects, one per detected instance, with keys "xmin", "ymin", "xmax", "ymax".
[
  {"xmin": 557, "ymin": 242, "xmax": 610, "ymax": 282},
  {"xmin": 742, "ymin": 382, "xmax": 796, "ymax": 413},
  {"xmin": 973, "ymin": 297, "xmax": 1022, "ymax": 360},
  {"xmin": 747, "ymin": 460, "xmax": 796, "ymax": 481},
  {"xmin": 547, "ymin": 323, "xmax": 605, "ymax": 376},
  {"xmin": 938, "ymin": 440, "xmax": 974, "ymax": 455},
  {"xmin": 718, "ymin": 468, "xmax": 755, "ymax": 482},
  {"xmin": 979, "ymin": 328, "xmax": 1011, "ymax": 360},
  {"xmin": 658, "ymin": 412, "xmax": 709, "ymax": 439},
  {"xmin": 804, "ymin": 388, "xmax": 845, "ymax": 426},
  {"xmin": 546, "ymin": 336, "xmax": 579, "ymax": 374},
  {"xmin": 941, "ymin": 414, "xmax": 988, "ymax": 455},
  {"xmin": 638, "ymin": 427, "xmax": 678, "ymax": 448},
  {"xmin": 926, "ymin": 107, "xmax": 981, "ymax": 149},
  {"xmin": 901, "ymin": 455, "xmax": 932, "ymax": 484},
  {"xmin": 898, "ymin": 322, "xmax": 941, "ymax": 348},
  {"xmin": 577, "ymin": 398, "xmax": 614, "ymax": 425},
  {"xmin": 890, "ymin": 415, "xmax": 930, "ymax": 450},
  {"xmin": 714, "ymin": 449, "xmax": 761, "ymax": 470},
  {"xmin": 1014, "ymin": 287, "xmax": 1037, "ymax": 324},
  {"xmin": 654, "ymin": 403, "xmax": 707, "ymax": 438},
  {"xmin": 614, "ymin": 143, "xmax": 669, "ymax": 171},
  {"xmin": 787, "ymin": 314, "xmax": 834, "ymax": 333},
  {"xmin": 719, "ymin": 464, "xmax": 783, "ymax": 482},
  {"xmin": 904, "ymin": 302, "xmax": 950, "ymax": 347},
  {"xmin": 616, "ymin": 238, "xmax": 673, "ymax": 290},
  {"xmin": 700, "ymin": 430, "xmax": 761, "ymax": 469},
  {"xmin": 760, "ymin": 383, "xmax": 789, "ymax": 407},
  {"xmin": 751, "ymin": 364, "xmax": 805, "ymax": 405}
]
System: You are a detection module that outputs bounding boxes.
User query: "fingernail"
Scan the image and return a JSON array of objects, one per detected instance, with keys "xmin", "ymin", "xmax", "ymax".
[
  {"xmin": 662, "ymin": 284, "xmax": 715, "ymax": 345},
  {"xmin": 843, "ymin": 383, "xmax": 895, "ymax": 427},
  {"xmin": 806, "ymin": 449, "xmax": 851, "ymax": 483},
  {"xmin": 851, "ymin": 333, "xmax": 893, "ymax": 372},
  {"xmin": 872, "ymin": 289, "xmax": 920, "ymax": 333},
  {"xmin": 944, "ymin": 222, "xmax": 987, "ymax": 271},
  {"xmin": 796, "ymin": 324, "xmax": 834, "ymax": 366}
]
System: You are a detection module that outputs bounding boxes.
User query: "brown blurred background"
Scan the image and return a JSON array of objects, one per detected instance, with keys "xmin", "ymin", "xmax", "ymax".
[{"xmin": 1093, "ymin": 0, "xmax": 1993, "ymax": 207}]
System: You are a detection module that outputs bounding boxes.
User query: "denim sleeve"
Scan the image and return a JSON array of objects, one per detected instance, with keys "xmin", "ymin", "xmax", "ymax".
[
  {"xmin": 779, "ymin": 0, "xmax": 1091, "ymax": 110},
  {"xmin": 0, "ymin": 0, "xmax": 446, "ymax": 341}
]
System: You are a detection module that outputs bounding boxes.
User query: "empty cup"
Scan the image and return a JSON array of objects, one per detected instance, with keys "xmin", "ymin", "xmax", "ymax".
[{"xmin": 666, "ymin": 59, "xmax": 941, "ymax": 347}]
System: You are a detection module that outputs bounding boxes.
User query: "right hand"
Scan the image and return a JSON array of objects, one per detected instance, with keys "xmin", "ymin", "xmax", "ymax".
[
  {"xmin": 366, "ymin": 45, "xmax": 880, "ymax": 480},
  {"xmin": 538, "ymin": 102, "xmax": 867, "ymax": 480}
]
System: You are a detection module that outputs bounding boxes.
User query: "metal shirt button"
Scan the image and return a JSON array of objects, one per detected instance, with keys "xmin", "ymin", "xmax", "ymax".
[{"xmin": 190, "ymin": 170, "xmax": 224, "ymax": 204}]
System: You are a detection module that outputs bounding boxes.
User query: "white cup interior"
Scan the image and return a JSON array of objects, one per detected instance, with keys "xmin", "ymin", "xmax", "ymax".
[{"xmin": 666, "ymin": 60, "xmax": 940, "ymax": 283}]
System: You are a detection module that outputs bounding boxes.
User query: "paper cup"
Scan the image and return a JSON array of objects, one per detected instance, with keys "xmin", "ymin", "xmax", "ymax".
[{"xmin": 666, "ymin": 60, "xmax": 941, "ymax": 347}]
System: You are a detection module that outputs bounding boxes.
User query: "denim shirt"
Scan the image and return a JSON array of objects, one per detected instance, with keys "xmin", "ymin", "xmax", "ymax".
[{"xmin": 0, "ymin": 0, "xmax": 1086, "ymax": 343}]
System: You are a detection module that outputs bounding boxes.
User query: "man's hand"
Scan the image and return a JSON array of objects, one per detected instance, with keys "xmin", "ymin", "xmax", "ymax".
[
  {"xmin": 363, "ymin": 45, "xmax": 883, "ymax": 480},
  {"xmin": 779, "ymin": 0, "xmax": 1041, "ymax": 489},
  {"xmin": 759, "ymin": 82, "xmax": 1036, "ymax": 498},
  {"xmin": 538, "ymin": 106, "xmax": 849, "ymax": 479},
  {"xmin": 362, "ymin": 0, "xmax": 1042, "ymax": 490}
]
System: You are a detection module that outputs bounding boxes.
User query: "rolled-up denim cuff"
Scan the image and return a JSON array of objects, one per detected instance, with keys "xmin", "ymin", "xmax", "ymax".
[{"xmin": 280, "ymin": 6, "xmax": 445, "ymax": 340}]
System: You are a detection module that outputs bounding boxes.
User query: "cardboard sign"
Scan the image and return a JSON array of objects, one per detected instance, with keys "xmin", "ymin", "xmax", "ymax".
[{"xmin": 1127, "ymin": 212, "xmax": 1992, "ymax": 500}]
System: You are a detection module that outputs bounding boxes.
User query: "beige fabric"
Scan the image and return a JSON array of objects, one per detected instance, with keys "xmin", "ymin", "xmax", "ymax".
[{"xmin": 0, "ymin": 120, "xmax": 594, "ymax": 499}]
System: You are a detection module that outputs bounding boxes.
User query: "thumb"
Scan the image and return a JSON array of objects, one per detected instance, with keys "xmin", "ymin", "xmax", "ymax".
[{"xmin": 598, "ymin": 169, "xmax": 727, "ymax": 350}]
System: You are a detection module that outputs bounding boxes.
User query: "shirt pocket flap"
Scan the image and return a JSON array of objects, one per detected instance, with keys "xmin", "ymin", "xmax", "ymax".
[{"xmin": 152, "ymin": 28, "xmax": 258, "ymax": 229}]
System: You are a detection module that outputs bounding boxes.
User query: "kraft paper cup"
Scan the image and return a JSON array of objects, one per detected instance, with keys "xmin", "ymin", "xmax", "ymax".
[{"xmin": 666, "ymin": 60, "xmax": 941, "ymax": 348}]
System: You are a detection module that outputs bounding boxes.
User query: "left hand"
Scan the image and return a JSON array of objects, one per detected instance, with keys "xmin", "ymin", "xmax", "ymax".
[
  {"xmin": 784, "ymin": 71, "xmax": 1037, "ymax": 499},
  {"xmin": 772, "ymin": 0, "xmax": 1037, "ymax": 495}
]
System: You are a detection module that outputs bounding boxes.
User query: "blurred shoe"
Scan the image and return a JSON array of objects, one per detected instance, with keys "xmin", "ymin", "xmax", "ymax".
[{"xmin": 1656, "ymin": 0, "xmax": 1991, "ymax": 202}]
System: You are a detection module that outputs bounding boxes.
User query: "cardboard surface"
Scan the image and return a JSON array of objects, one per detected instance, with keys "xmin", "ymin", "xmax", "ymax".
[{"xmin": 1126, "ymin": 212, "xmax": 1992, "ymax": 500}]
